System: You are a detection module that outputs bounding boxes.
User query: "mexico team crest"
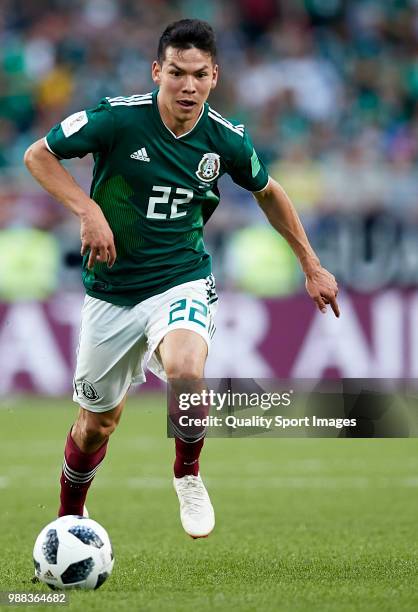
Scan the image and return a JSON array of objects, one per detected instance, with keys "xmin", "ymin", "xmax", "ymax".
[
  {"xmin": 80, "ymin": 380, "xmax": 100, "ymax": 401},
  {"xmin": 195, "ymin": 153, "xmax": 221, "ymax": 183}
]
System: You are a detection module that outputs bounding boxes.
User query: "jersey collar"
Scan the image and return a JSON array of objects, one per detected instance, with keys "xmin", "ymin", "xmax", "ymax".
[{"xmin": 152, "ymin": 89, "xmax": 207, "ymax": 141}]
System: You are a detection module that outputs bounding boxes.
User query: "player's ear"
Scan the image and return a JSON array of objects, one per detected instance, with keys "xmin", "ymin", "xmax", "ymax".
[
  {"xmin": 211, "ymin": 64, "xmax": 219, "ymax": 89},
  {"xmin": 152, "ymin": 61, "xmax": 161, "ymax": 85}
]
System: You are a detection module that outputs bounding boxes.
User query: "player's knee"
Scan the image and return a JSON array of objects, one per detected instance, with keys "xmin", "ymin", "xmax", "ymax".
[
  {"xmin": 75, "ymin": 412, "xmax": 119, "ymax": 447},
  {"xmin": 165, "ymin": 356, "xmax": 203, "ymax": 380},
  {"xmin": 90, "ymin": 418, "xmax": 117, "ymax": 440}
]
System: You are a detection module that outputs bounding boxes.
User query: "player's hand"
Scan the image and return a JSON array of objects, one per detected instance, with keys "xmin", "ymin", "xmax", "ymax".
[
  {"xmin": 79, "ymin": 201, "xmax": 117, "ymax": 270},
  {"xmin": 305, "ymin": 265, "xmax": 340, "ymax": 317}
]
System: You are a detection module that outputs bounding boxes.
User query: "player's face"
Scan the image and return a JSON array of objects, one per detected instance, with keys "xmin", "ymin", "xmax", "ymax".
[{"xmin": 152, "ymin": 46, "xmax": 218, "ymax": 129}]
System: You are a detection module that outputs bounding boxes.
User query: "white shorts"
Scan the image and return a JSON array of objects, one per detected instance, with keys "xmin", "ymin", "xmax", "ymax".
[{"xmin": 73, "ymin": 275, "xmax": 218, "ymax": 412}]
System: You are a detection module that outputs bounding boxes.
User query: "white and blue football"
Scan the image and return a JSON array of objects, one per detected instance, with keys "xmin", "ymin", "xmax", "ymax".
[{"xmin": 33, "ymin": 515, "xmax": 114, "ymax": 590}]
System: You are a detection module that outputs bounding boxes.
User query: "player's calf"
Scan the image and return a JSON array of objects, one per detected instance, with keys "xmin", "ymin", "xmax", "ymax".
[{"xmin": 58, "ymin": 400, "xmax": 124, "ymax": 517}]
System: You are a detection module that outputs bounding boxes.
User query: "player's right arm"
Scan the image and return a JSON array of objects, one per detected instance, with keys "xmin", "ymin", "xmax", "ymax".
[
  {"xmin": 24, "ymin": 139, "xmax": 116, "ymax": 269},
  {"xmin": 23, "ymin": 101, "xmax": 117, "ymax": 269}
]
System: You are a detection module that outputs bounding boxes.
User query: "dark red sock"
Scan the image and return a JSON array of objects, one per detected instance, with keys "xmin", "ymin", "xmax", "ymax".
[
  {"xmin": 58, "ymin": 429, "xmax": 108, "ymax": 517},
  {"xmin": 174, "ymin": 437, "xmax": 204, "ymax": 478}
]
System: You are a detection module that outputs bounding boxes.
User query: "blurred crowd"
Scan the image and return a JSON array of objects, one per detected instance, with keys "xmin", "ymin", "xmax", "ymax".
[{"xmin": 1, "ymin": 0, "xmax": 418, "ymax": 298}]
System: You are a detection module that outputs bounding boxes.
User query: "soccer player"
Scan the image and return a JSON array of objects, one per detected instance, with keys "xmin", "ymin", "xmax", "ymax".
[{"xmin": 24, "ymin": 19, "xmax": 339, "ymax": 538}]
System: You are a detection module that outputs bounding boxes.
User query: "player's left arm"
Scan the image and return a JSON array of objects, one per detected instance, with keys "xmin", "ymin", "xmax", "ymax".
[{"xmin": 253, "ymin": 177, "xmax": 340, "ymax": 317}]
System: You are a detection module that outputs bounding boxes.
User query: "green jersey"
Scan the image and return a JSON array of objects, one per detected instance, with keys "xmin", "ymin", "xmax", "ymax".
[{"xmin": 45, "ymin": 90, "xmax": 269, "ymax": 306}]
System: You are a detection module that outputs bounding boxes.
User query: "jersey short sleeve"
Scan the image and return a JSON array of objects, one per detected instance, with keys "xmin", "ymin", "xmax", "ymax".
[
  {"xmin": 228, "ymin": 130, "xmax": 269, "ymax": 192},
  {"xmin": 45, "ymin": 99, "xmax": 115, "ymax": 159}
]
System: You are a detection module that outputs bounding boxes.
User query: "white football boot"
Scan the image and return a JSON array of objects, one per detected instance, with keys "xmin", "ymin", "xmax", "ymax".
[{"xmin": 173, "ymin": 474, "xmax": 215, "ymax": 538}]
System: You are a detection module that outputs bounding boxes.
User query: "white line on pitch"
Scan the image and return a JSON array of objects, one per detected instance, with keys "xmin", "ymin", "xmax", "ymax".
[
  {"xmin": 3, "ymin": 476, "xmax": 418, "ymax": 489},
  {"xmin": 0, "ymin": 477, "xmax": 9, "ymax": 488}
]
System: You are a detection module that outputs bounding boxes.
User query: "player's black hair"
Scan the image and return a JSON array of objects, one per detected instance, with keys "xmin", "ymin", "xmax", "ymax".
[{"xmin": 157, "ymin": 19, "xmax": 217, "ymax": 63}]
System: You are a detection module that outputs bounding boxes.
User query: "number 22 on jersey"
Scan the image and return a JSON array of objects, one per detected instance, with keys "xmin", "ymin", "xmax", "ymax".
[{"xmin": 147, "ymin": 186, "xmax": 193, "ymax": 220}]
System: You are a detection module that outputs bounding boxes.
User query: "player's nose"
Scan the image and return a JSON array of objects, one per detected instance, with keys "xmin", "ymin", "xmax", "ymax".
[{"xmin": 182, "ymin": 75, "xmax": 196, "ymax": 93}]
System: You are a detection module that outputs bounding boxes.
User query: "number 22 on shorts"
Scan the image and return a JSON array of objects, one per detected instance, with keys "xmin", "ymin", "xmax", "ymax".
[{"xmin": 168, "ymin": 299, "xmax": 208, "ymax": 328}]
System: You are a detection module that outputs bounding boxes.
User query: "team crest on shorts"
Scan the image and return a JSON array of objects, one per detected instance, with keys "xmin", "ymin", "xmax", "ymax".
[
  {"xmin": 80, "ymin": 380, "xmax": 100, "ymax": 402},
  {"xmin": 195, "ymin": 153, "xmax": 221, "ymax": 182}
]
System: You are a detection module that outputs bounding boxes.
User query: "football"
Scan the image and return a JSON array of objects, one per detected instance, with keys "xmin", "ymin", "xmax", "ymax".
[{"xmin": 33, "ymin": 516, "xmax": 114, "ymax": 590}]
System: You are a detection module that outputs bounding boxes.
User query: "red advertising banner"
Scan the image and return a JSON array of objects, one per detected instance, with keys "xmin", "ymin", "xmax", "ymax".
[{"xmin": 0, "ymin": 290, "xmax": 416, "ymax": 395}]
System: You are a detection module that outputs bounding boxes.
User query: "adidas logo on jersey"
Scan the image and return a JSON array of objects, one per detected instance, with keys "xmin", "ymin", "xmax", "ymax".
[{"xmin": 130, "ymin": 147, "xmax": 150, "ymax": 162}]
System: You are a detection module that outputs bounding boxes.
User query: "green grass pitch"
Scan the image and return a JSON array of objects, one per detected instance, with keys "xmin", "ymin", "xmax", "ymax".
[{"xmin": 0, "ymin": 395, "xmax": 417, "ymax": 612}]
